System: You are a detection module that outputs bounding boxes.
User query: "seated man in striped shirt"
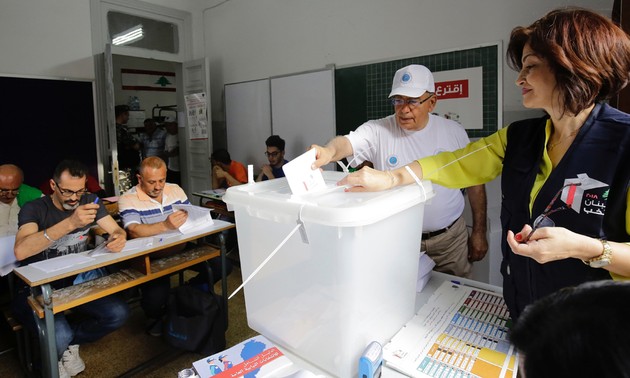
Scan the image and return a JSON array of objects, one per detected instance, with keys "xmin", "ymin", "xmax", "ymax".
[{"xmin": 118, "ymin": 156, "xmax": 191, "ymax": 336}]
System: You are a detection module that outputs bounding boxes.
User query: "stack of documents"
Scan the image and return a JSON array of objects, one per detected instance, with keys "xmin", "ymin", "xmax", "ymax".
[{"xmin": 172, "ymin": 204, "xmax": 214, "ymax": 234}]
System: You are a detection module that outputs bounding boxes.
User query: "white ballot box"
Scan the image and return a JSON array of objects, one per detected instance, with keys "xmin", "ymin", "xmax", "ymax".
[{"xmin": 223, "ymin": 171, "xmax": 434, "ymax": 378}]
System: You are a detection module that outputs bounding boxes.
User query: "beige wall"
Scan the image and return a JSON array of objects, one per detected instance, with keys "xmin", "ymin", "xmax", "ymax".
[
  {"xmin": 0, "ymin": 0, "xmax": 94, "ymax": 79},
  {"xmin": 202, "ymin": 0, "xmax": 613, "ymax": 122}
]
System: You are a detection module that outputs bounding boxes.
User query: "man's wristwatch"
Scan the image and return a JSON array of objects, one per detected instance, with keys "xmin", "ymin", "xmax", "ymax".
[{"xmin": 583, "ymin": 239, "xmax": 613, "ymax": 268}]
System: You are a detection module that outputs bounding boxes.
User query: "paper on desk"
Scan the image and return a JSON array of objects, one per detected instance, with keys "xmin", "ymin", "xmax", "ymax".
[
  {"xmin": 123, "ymin": 237, "xmax": 154, "ymax": 252},
  {"xmin": 281, "ymin": 148, "xmax": 326, "ymax": 195},
  {"xmin": 86, "ymin": 240, "xmax": 110, "ymax": 257},
  {"xmin": 171, "ymin": 204, "xmax": 213, "ymax": 234},
  {"xmin": 30, "ymin": 254, "xmax": 94, "ymax": 273},
  {"xmin": 87, "ymin": 236, "xmax": 154, "ymax": 257},
  {"xmin": 200, "ymin": 188, "xmax": 225, "ymax": 197},
  {"xmin": 416, "ymin": 251, "xmax": 435, "ymax": 292},
  {"xmin": 152, "ymin": 230, "xmax": 182, "ymax": 245},
  {"xmin": 0, "ymin": 234, "xmax": 17, "ymax": 276}
]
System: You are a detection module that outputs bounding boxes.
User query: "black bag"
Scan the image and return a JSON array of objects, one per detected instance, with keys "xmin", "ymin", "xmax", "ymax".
[{"xmin": 164, "ymin": 283, "xmax": 226, "ymax": 355}]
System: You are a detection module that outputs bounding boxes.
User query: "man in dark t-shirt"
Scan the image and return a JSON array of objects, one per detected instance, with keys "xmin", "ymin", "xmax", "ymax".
[
  {"xmin": 12, "ymin": 160, "xmax": 129, "ymax": 377},
  {"xmin": 256, "ymin": 135, "xmax": 288, "ymax": 181}
]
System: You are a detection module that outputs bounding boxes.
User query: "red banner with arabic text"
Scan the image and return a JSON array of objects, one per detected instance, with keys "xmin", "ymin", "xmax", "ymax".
[
  {"xmin": 435, "ymin": 80, "xmax": 468, "ymax": 100},
  {"xmin": 212, "ymin": 347, "xmax": 284, "ymax": 378}
]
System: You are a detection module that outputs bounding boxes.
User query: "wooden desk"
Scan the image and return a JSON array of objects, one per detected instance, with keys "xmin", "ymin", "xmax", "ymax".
[
  {"xmin": 192, "ymin": 190, "xmax": 233, "ymax": 219},
  {"xmin": 14, "ymin": 220, "xmax": 235, "ymax": 378}
]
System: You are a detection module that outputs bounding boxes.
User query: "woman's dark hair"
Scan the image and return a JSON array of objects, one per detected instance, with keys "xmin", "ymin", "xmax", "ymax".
[
  {"xmin": 506, "ymin": 7, "xmax": 630, "ymax": 116},
  {"xmin": 509, "ymin": 280, "xmax": 630, "ymax": 378}
]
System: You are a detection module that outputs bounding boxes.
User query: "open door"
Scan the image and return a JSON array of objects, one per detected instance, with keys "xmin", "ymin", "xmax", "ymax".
[
  {"xmin": 94, "ymin": 44, "xmax": 121, "ymax": 195},
  {"xmin": 179, "ymin": 58, "xmax": 212, "ymax": 195}
]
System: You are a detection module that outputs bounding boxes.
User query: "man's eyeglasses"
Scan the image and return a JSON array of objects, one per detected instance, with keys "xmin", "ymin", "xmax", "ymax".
[
  {"xmin": 54, "ymin": 182, "xmax": 88, "ymax": 198},
  {"xmin": 390, "ymin": 94, "xmax": 434, "ymax": 109},
  {"xmin": 0, "ymin": 188, "xmax": 19, "ymax": 196},
  {"xmin": 265, "ymin": 151, "xmax": 281, "ymax": 158},
  {"xmin": 522, "ymin": 182, "xmax": 581, "ymax": 243}
]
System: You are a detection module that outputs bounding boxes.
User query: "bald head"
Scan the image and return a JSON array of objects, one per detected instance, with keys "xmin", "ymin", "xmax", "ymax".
[
  {"xmin": 0, "ymin": 164, "xmax": 23, "ymax": 205},
  {"xmin": 139, "ymin": 156, "xmax": 167, "ymax": 175}
]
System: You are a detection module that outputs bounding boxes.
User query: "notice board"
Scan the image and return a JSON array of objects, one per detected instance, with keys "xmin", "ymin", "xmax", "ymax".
[
  {"xmin": 225, "ymin": 79, "xmax": 271, "ymax": 170},
  {"xmin": 335, "ymin": 43, "xmax": 501, "ymax": 139},
  {"xmin": 270, "ymin": 68, "xmax": 335, "ymax": 161},
  {"xmin": 224, "ymin": 68, "xmax": 335, "ymax": 170}
]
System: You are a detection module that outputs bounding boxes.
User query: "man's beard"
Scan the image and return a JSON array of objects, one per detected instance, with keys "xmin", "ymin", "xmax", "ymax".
[{"xmin": 62, "ymin": 200, "xmax": 80, "ymax": 210}]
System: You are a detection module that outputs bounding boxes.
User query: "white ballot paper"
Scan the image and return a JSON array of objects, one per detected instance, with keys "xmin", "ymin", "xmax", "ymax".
[
  {"xmin": 200, "ymin": 188, "xmax": 225, "ymax": 200},
  {"xmin": 282, "ymin": 148, "xmax": 326, "ymax": 195},
  {"xmin": 171, "ymin": 204, "xmax": 213, "ymax": 234},
  {"xmin": 0, "ymin": 234, "xmax": 17, "ymax": 276},
  {"xmin": 416, "ymin": 252, "xmax": 436, "ymax": 292},
  {"xmin": 31, "ymin": 254, "xmax": 94, "ymax": 273},
  {"xmin": 87, "ymin": 236, "xmax": 155, "ymax": 257}
]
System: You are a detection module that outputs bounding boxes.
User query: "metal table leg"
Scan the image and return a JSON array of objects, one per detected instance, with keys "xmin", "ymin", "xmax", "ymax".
[
  {"xmin": 33, "ymin": 284, "xmax": 58, "ymax": 378},
  {"xmin": 218, "ymin": 232, "xmax": 229, "ymax": 330}
]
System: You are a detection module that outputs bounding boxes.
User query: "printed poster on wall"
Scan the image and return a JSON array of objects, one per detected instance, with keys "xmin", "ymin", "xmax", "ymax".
[
  {"xmin": 432, "ymin": 67, "xmax": 483, "ymax": 130},
  {"xmin": 184, "ymin": 92, "xmax": 208, "ymax": 140}
]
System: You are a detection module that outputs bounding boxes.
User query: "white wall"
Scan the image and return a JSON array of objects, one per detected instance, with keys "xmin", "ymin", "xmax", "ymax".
[
  {"xmin": 0, "ymin": 0, "xmax": 204, "ymax": 80},
  {"xmin": 0, "ymin": 0, "xmax": 613, "ymax": 123},
  {"xmin": 202, "ymin": 0, "xmax": 613, "ymax": 123},
  {"xmin": 0, "ymin": 0, "xmax": 95, "ymax": 79},
  {"xmin": 1, "ymin": 0, "xmax": 612, "ymax": 132}
]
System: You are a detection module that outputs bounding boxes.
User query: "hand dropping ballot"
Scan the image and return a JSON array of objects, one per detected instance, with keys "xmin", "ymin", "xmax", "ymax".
[{"xmin": 282, "ymin": 148, "xmax": 326, "ymax": 195}]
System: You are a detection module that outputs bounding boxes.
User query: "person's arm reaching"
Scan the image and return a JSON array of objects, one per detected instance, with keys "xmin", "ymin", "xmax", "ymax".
[
  {"xmin": 466, "ymin": 185, "xmax": 488, "ymax": 262},
  {"xmin": 310, "ymin": 136, "xmax": 355, "ymax": 170},
  {"xmin": 339, "ymin": 133, "xmax": 504, "ymax": 192},
  {"xmin": 338, "ymin": 163, "xmax": 420, "ymax": 192}
]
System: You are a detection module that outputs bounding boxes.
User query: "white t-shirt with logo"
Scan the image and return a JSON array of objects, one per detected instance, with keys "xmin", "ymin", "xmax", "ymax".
[{"xmin": 345, "ymin": 114, "xmax": 469, "ymax": 231}]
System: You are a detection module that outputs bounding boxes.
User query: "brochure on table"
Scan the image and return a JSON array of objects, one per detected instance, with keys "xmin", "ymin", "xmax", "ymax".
[
  {"xmin": 192, "ymin": 335, "xmax": 296, "ymax": 378},
  {"xmin": 383, "ymin": 281, "xmax": 518, "ymax": 378}
]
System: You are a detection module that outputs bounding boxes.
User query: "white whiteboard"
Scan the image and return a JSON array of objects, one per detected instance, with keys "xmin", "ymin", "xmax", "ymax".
[
  {"xmin": 270, "ymin": 69, "xmax": 335, "ymax": 163},
  {"xmin": 225, "ymin": 79, "xmax": 271, "ymax": 170}
]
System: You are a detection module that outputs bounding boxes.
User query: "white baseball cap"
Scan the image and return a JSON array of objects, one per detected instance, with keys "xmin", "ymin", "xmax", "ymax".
[{"xmin": 388, "ymin": 64, "xmax": 435, "ymax": 98}]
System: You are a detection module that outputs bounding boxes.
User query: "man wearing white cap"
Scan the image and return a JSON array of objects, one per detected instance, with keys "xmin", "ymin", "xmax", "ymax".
[{"xmin": 311, "ymin": 64, "xmax": 487, "ymax": 277}]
